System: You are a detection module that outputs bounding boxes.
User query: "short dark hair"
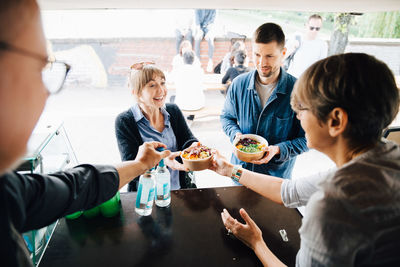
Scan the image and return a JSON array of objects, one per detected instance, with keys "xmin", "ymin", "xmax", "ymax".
[
  {"xmin": 183, "ymin": 50, "xmax": 195, "ymax": 65},
  {"xmin": 234, "ymin": 50, "xmax": 246, "ymax": 65},
  {"xmin": 253, "ymin": 23, "xmax": 285, "ymax": 48},
  {"xmin": 291, "ymin": 53, "xmax": 399, "ymax": 150}
]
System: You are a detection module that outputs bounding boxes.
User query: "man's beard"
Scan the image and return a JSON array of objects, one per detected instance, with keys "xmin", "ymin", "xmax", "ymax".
[{"xmin": 259, "ymin": 66, "xmax": 277, "ymax": 78}]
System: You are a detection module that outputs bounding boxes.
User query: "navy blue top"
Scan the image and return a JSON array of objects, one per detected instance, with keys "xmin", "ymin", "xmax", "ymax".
[{"xmin": 220, "ymin": 68, "xmax": 308, "ymax": 178}]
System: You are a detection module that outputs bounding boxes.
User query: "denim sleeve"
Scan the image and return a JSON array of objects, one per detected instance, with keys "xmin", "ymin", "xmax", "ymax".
[
  {"xmin": 220, "ymin": 82, "xmax": 242, "ymax": 142},
  {"xmin": 275, "ymin": 116, "xmax": 308, "ymax": 163}
]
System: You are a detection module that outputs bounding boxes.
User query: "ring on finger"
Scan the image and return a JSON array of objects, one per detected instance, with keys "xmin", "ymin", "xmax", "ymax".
[{"xmin": 227, "ymin": 229, "xmax": 232, "ymax": 235}]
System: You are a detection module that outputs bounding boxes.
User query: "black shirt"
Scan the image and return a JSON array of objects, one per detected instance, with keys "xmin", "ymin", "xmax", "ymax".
[
  {"xmin": 0, "ymin": 164, "xmax": 119, "ymax": 266},
  {"xmin": 222, "ymin": 65, "xmax": 251, "ymax": 84}
]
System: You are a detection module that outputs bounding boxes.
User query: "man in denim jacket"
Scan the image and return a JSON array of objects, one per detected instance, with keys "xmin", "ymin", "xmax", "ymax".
[{"xmin": 220, "ymin": 23, "xmax": 308, "ymax": 178}]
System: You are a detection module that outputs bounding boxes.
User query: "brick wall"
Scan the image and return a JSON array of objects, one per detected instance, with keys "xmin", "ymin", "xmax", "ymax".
[{"xmin": 50, "ymin": 37, "xmax": 399, "ymax": 88}]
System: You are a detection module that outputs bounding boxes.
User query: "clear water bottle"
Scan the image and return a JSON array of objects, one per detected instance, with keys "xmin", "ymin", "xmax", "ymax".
[
  {"xmin": 135, "ymin": 168, "xmax": 155, "ymax": 216},
  {"xmin": 155, "ymin": 158, "xmax": 171, "ymax": 207}
]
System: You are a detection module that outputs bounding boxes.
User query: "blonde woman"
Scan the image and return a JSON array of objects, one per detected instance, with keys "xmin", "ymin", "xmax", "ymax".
[{"xmin": 115, "ymin": 63, "xmax": 198, "ymax": 191}]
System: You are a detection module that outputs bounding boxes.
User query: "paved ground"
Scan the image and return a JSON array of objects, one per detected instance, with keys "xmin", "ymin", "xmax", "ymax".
[{"xmin": 38, "ymin": 85, "xmax": 338, "ymax": 191}]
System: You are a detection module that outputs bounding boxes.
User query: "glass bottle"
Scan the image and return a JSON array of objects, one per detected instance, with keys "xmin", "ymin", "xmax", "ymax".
[
  {"xmin": 135, "ymin": 168, "xmax": 155, "ymax": 216},
  {"xmin": 155, "ymin": 158, "xmax": 171, "ymax": 207}
]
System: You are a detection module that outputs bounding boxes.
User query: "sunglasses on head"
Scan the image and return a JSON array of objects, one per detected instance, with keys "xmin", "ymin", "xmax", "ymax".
[
  {"xmin": 130, "ymin": 61, "xmax": 155, "ymax": 70},
  {"xmin": 309, "ymin": 26, "xmax": 321, "ymax": 31}
]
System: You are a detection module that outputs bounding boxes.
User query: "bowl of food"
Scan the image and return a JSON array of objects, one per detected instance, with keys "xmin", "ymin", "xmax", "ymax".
[
  {"xmin": 233, "ymin": 134, "xmax": 268, "ymax": 163},
  {"xmin": 180, "ymin": 144, "xmax": 212, "ymax": 171}
]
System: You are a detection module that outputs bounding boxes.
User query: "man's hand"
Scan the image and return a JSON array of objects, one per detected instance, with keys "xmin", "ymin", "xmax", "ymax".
[
  {"xmin": 251, "ymin": 145, "xmax": 280, "ymax": 165},
  {"xmin": 136, "ymin": 142, "xmax": 171, "ymax": 170},
  {"xmin": 221, "ymin": 208, "xmax": 264, "ymax": 250}
]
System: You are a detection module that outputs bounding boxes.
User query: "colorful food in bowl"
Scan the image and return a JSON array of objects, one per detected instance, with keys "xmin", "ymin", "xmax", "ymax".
[
  {"xmin": 181, "ymin": 144, "xmax": 212, "ymax": 171},
  {"xmin": 233, "ymin": 134, "xmax": 268, "ymax": 163}
]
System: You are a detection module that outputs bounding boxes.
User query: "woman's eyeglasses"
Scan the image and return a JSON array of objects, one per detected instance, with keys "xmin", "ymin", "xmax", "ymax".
[
  {"xmin": 130, "ymin": 61, "xmax": 155, "ymax": 70},
  {"xmin": 0, "ymin": 41, "xmax": 70, "ymax": 95},
  {"xmin": 309, "ymin": 26, "xmax": 321, "ymax": 31}
]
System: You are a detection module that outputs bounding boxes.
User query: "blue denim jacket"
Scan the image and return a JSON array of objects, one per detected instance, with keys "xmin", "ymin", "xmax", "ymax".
[{"xmin": 220, "ymin": 68, "xmax": 308, "ymax": 178}]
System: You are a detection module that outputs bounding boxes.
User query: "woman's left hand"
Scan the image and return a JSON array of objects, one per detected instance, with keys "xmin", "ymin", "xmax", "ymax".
[
  {"xmin": 221, "ymin": 208, "xmax": 264, "ymax": 250},
  {"xmin": 164, "ymin": 151, "xmax": 186, "ymax": 171}
]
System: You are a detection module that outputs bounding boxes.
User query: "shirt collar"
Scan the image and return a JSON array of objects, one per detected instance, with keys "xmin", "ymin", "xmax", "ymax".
[
  {"xmin": 131, "ymin": 103, "xmax": 171, "ymax": 127},
  {"xmin": 247, "ymin": 67, "xmax": 292, "ymax": 95}
]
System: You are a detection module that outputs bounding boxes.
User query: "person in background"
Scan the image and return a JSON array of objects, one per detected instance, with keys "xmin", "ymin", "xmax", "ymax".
[
  {"xmin": 173, "ymin": 50, "xmax": 205, "ymax": 111},
  {"xmin": 212, "ymin": 53, "xmax": 400, "ymax": 266},
  {"xmin": 171, "ymin": 40, "xmax": 200, "ymax": 72},
  {"xmin": 220, "ymin": 40, "xmax": 246, "ymax": 76},
  {"xmin": 115, "ymin": 63, "xmax": 198, "ymax": 192},
  {"xmin": 221, "ymin": 50, "xmax": 251, "ymax": 90},
  {"xmin": 194, "ymin": 9, "xmax": 217, "ymax": 73},
  {"xmin": 0, "ymin": 1, "xmax": 170, "ymax": 266},
  {"xmin": 174, "ymin": 9, "xmax": 194, "ymax": 56},
  {"xmin": 220, "ymin": 22, "xmax": 308, "ymax": 179},
  {"xmin": 286, "ymin": 14, "xmax": 328, "ymax": 78}
]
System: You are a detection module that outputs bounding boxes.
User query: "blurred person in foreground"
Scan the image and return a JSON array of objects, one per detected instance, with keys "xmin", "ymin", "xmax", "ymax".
[
  {"xmin": 0, "ymin": 1, "xmax": 170, "ymax": 266},
  {"xmin": 220, "ymin": 23, "xmax": 308, "ymax": 179},
  {"xmin": 211, "ymin": 53, "xmax": 400, "ymax": 266},
  {"xmin": 115, "ymin": 63, "xmax": 199, "ymax": 192}
]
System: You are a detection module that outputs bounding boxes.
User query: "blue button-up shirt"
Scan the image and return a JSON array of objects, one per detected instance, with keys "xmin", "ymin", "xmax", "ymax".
[
  {"xmin": 131, "ymin": 104, "xmax": 180, "ymax": 190},
  {"xmin": 220, "ymin": 68, "xmax": 308, "ymax": 178}
]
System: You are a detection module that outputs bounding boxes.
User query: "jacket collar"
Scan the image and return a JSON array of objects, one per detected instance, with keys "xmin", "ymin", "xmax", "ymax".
[{"xmin": 247, "ymin": 67, "xmax": 291, "ymax": 95}]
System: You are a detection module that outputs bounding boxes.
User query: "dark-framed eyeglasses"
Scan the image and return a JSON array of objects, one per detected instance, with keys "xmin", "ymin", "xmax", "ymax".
[
  {"xmin": 0, "ymin": 41, "xmax": 71, "ymax": 94},
  {"xmin": 309, "ymin": 26, "xmax": 321, "ymax": 31},
  {"xmin": 130, "ymin": 61, "xmax": 155, "ymax": 70}
]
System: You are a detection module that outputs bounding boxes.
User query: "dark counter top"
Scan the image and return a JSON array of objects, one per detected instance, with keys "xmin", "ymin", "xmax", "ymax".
[{"xmin": 39, "ymin": 186, "xmax": 302, "ymax": 267}]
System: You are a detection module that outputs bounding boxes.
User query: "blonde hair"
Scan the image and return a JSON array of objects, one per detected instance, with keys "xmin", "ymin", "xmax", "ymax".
[{"xmin": 129, "ymin": 64, "xmax": 165, "ymax": 101}]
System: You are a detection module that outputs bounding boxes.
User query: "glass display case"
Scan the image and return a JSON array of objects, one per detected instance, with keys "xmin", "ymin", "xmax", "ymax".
[{"xmin": 16, "ymin": 121, "xmax": 78, "ymax": 266}]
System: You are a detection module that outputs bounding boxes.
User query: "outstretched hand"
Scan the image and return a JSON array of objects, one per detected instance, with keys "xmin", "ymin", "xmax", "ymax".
[
  {"xmin": 164, "ymin": 151, "xmax": 186, "ymax": 171},
  {"xmin": 136, "ymin": 141, "xmax": 171, "ymax": 170},
  {"xmin": 209, "ymin": 149, "xmax": 233, "ymax": 177},
  {"xmin": 221, "ymin": 208, "xmax": 264, "ymax": 250}
]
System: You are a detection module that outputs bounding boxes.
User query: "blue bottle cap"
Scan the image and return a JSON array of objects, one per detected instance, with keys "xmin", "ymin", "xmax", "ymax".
[
  {"xmin": 156, "ymin": 147, "xmax": 165, "ymax": 152},
  {"xmin": 156, "ymin": 147, "xmax": 165, "ymax": 167}
]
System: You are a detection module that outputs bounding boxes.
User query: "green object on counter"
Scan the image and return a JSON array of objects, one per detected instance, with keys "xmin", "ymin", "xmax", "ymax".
[
  {"xmin": 65, "ymin": 211, "xmax": 83, "ymax": 220},
  {"xmin": 83, "ymin": 206, "xmax": 100, "ymax": 218},
  {"xmin": 100, "ymin": 193, "xmax": 120, "ymax": 218}
]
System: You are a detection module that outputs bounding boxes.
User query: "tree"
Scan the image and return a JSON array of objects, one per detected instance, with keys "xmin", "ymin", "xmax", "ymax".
[{"xmin": 328, "ymin": 13, "xmax": 353, "ymax": 56}]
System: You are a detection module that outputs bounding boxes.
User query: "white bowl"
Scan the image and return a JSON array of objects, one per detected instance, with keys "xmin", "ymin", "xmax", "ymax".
[{"xmin": 233, "ymin": 134, "xmax": 268, "ymax": 163}]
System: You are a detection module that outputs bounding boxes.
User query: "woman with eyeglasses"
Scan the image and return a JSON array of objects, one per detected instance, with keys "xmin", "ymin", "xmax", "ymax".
[
  {"xmin": 115, "ymin": 63, "xmax": 199, "ymax": 192},
  {"xmin": 210, "ymin": 53, "xmax": 400, "ymax": 266},
  {"xmin": 0, "ymin": 1, "xmax": 171, "ymax": 265}
]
